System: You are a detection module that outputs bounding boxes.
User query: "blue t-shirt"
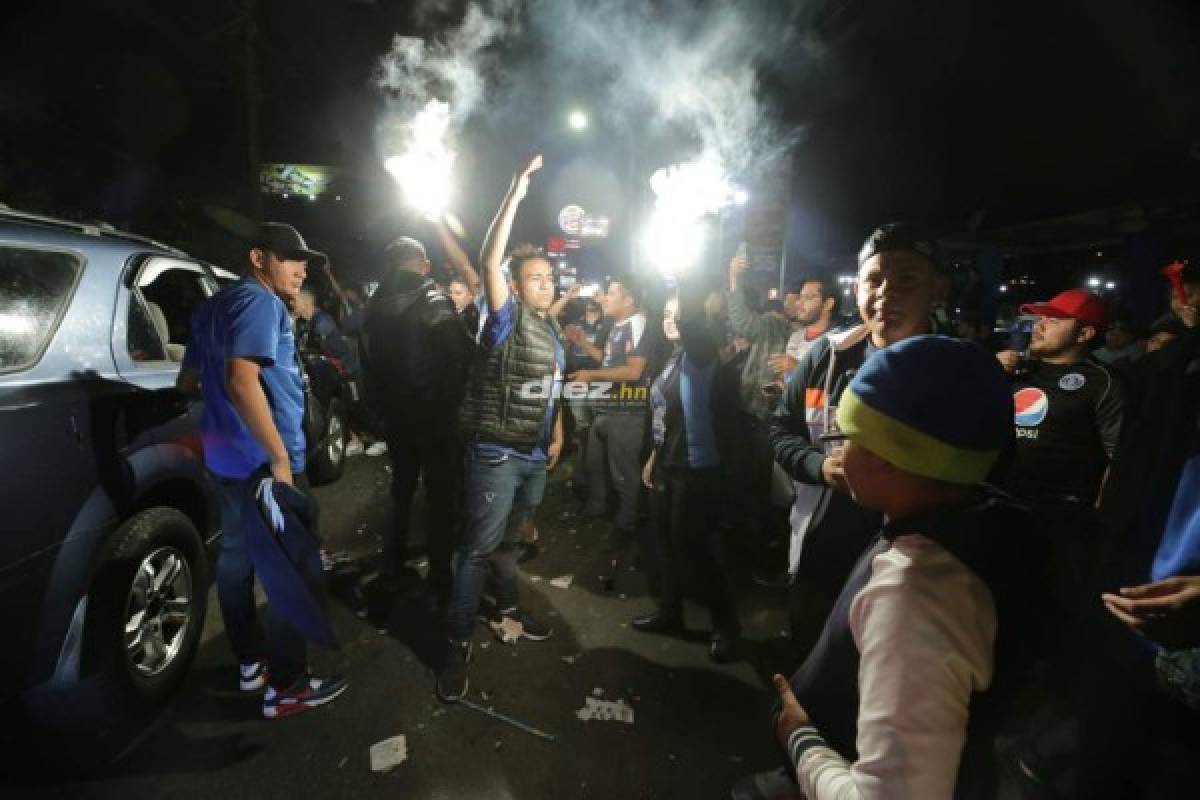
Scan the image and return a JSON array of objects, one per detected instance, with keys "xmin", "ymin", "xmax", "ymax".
[
  {"xmin": 476, "ymin": 295, "xmax": 564, "ymax": 462},
  {"xmin": 183, "ymin": 278, "xmax": 306, "ymax": 479}
]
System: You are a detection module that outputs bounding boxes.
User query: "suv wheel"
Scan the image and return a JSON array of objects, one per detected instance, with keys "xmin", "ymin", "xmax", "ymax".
[
  {"xmin": 84, "ymin": 507, "xmax": 207, "ymax": 718},
  {"xmin": 307, "ymin": 397, "xmax": 347, "ymax": 485}
]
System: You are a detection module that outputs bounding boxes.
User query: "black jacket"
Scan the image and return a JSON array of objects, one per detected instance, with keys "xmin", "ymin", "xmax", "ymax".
[{"xmin": 361, "ymin": 271, "xmax": 472, "ymax": 425}]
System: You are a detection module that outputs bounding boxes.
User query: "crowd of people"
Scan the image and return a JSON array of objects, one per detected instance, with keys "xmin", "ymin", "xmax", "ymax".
[{"xmin": 175, "ymin": 153, "xmax": 1199, "ymax": 798}]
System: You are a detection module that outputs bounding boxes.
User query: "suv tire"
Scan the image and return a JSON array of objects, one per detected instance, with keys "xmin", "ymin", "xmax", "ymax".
[
  {"xmin": 83, "ymin": 507, "xmax": 208, "ymax": 721},
  {"xmin": 307, "ymin": 397, "xmax": 347, "ymax": 485}
]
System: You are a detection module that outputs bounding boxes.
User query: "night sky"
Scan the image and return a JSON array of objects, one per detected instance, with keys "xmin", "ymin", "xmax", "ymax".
[{"xmin": 2, "ymin": 0, "xmax": 1199, "ymax": 287}]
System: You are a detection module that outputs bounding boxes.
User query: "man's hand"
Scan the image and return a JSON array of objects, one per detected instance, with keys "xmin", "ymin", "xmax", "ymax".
[
  {"xmin": 728, "ymin": 252, "xmax": 748, "ymax": 290},
  {"xmin": 546, "ymin": 437, "xmax": 563, "ymax": 471},
  {"xmin": 565, "ymin": 283, "xmax": 581, "ymax": 301},
  {"xmin": 1179, "ymin": 304, "xmax": 1199, "ymax": 329},
  {"xmin": 773, "ymin": 674, "xmax": 812, "ymax": 747},
  {"xmin": 821, "ymin": 453, "xmax": 849, "ymax": 493},
  {"xmin": 562, "ymin": 325, "xmax": 584, "ymax": 345},
  {"xmin": 995, "ymin": 350, "xmax": 1021, "ymax": 373},
  {"xmin": 512, "ymin": 154, "xmax": 543, "ymax": 202},
  {"xmin": 767, "ymin": 352, "xmax": 797, "ymax": 377},
  {"xmin": 1102, "ymin": 576, "xmax": 1200, "ymax": 650},
  {"xmin": 641, "ymin": 454, "xmax": 656, "ymax": 489},
  {"xmin": 270, "ymin": 457, "xmax": 294, "ymax": 486},
  {"xmin": 568, "ymin": 369, "xmax": 592, "ymax": 384}
]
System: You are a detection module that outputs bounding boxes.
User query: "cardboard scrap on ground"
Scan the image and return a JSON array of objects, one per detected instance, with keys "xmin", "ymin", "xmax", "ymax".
[
  {"xmin": 576, "ymin": 696, "xmax": 635, "ymax": 725},
  {"xmin": 549, "ymin": 574, "xmax": 574, "ymax": 589},
  {"xmin": 489, "ymin": 615, "xmax": 523, "ymax": 644},
  {"xmin": 369, "ymin": 735, "xmax": 408, "ymax": 773}
]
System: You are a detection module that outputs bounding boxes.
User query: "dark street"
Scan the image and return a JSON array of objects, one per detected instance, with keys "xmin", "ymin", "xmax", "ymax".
[{"xmin": 5, "ymin": 455, "xmax": 793, "ymax": 799}]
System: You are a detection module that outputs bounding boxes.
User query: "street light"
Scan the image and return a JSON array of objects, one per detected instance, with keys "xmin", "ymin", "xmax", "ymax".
[{"xmin": 567, "ymin": 109, "xmax": 589, "ymax": 132}]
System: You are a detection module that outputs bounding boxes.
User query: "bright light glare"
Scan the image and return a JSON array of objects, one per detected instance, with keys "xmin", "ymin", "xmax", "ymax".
[
  {"xmin": 733, "ymin": 189, "xmax": 749, "ymax": 206},
  {"xmin": 642, "ymin": 210, "xmax": 706, "ymax": 278},
  {"xmin": 640, "ymin": 158, "xmax": 735, "ymax": 277},
  {"xmin": 567, "ymin": 110, "xmax": 589, "ymax": 131},
  {"xmin": 383, "ymin": 98, "xmax": 456, "ymax": 219},
  {"xmin": 649, "ymin": 160, "xmax": 734, "ymax": 219},
  {"xmin": 0, "ymin": 312, "xmax": 35, "ymax": 336},
  {"xmin": 1086, "ymin": 276, "xmax": 1102, "ymax": 288},
  {"xmin": 1105, "ymin": 281, "xmax": 1117, "ymax": 290}
]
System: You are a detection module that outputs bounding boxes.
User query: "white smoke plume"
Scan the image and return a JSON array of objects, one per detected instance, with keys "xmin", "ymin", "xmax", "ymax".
[
  {"xmin": 525, "ymin": 0, "xmax": 806, "ymax": 179},
  {"xmin": 375, "ymin": 1, "xmax": 812, "ymax": 203},
  {"xmin": 375, "ymin": 1, "xmax": 519, "ymax": 124},
  {"xmin": 375, "ymin": 1, "xmax": 521, "ymax": 215}
]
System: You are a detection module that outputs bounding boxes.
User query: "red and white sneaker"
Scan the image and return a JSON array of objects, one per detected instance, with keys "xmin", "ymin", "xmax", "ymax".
[{"xmin": 262, "ymin": 673, "xmax": 349, "ymax": 719}]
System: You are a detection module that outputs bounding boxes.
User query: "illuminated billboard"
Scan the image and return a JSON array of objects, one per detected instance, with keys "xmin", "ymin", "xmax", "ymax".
[
  {"xmin": 557, "ymin": 204, "xmax": 609, "ymax": 238},
  {"xmin": 260, "ymin": 163, "xmax": 338, "ymax": 198}
]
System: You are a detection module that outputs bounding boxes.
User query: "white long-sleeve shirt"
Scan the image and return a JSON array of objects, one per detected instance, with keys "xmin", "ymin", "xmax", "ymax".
[{"xmin": 787, "ymin": 533, "xmax": 997, "ymax": 800}]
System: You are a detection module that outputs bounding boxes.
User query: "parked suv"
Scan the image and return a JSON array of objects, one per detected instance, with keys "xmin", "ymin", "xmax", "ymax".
[{"xmin": 0, "ymin": 210, "xmax": 343, "ymax": 730}]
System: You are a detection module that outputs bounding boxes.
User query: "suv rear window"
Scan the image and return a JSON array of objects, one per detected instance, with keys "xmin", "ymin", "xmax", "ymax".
[{"xmin": 0, "ymin": 246, "xmax": 82, "ymax": 373}]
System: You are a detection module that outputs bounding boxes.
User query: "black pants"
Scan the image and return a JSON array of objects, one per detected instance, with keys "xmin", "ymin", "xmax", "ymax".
[
  {"xmin": 382, "ymin": 417, "xmax": 461, "ymax": 593},
  {"xmin": 730, "ymin": 413, "xmax": 778, "ymax": 555},
  {"xmin": 651, "ymin": 465, "xmax": 738, "ymax": 636}
]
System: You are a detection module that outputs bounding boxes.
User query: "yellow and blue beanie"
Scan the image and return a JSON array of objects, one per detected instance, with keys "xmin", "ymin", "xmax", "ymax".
[{"xmin": 835, "ymin": 335, "xmax": 1013, "ymax": 485}]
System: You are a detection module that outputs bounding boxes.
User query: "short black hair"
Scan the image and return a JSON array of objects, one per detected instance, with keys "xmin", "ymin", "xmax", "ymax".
[
  {"xmin": 857, "ymin": 222, "xmax": 940, "ymax": 272},
  {"xmin": 384, "ymin": 236, "xmax": 427, "ymax": 271},
  {"xmin": 605, "ymin": 273, "xmax": 641, "ymax": 307},
  {"xmin": 785, "ymin": 274, "xmax": 841, "ymax": 316},
  {"xmin": 508, "ymin": 243, "xmax": 549, "ymax": 281}
]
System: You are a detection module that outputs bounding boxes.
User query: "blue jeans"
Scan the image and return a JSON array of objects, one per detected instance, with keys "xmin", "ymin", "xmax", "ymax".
[
  {"xmin": 446, "ymin": 447, "xmax": 547, "ymax": 642},
  {"xmin": 211, "ymin": 471, "xmax": 307, "ymax": 688}
]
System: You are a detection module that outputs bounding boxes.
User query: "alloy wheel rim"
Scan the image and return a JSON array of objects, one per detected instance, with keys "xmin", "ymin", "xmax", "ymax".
[
  {"xmin": 123, "ymin": 546, "xmax": 193, "ymax": 677},
  {"xmin": 328, "ymin": 412, "xmax": 345, "ymax": 465}
]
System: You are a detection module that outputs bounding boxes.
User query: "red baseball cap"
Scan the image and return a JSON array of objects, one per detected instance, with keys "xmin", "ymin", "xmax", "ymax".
[{"xmin": 1020, "ymin": 289, "xmax": 1108, "ymax": 328}]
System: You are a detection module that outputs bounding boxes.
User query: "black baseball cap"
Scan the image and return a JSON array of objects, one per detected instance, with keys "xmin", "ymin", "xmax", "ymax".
[{"xmin": 250, "ymin": 222, "xmax": 327, "ymax": 268}]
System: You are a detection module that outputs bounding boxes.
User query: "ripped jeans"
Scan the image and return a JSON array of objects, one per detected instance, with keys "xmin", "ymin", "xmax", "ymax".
[{"xmin": 445, "ymin": 445, "xmax": 547, "ymax": 642}]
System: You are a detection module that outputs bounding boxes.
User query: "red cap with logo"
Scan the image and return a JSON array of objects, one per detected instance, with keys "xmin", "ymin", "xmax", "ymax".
[{"xmin": 1020, "ymin": 289, "xmax": 1108, "ymax": 329}]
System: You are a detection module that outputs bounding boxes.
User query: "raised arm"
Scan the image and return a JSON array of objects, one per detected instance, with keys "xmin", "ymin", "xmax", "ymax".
[
  {"xmin": 322, "ymin": 261, "xmax": 351, "ymax": 315},
  {"xmin": 726, "ymin": 252, "xmax": 770, "ymax": 341},
  {"xmin": 549, "ymin": 283, "xmax": 581, "ymax": 319},
  {"xmin": 436, "ymin": 216, "xmax": 480, "ymax": 294},
  {"xmin": 676, "ymin": 276, "xmax": 719, "ymax": 367},
  {"xmin": 480, "ymin": 154, "xmax": 543, "ymax": 313}
]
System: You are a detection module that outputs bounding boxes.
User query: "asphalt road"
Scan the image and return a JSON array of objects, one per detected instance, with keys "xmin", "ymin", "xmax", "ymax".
[{"xmin": 6, "ymin": 454, "xmax": 797, "ymax": 799}]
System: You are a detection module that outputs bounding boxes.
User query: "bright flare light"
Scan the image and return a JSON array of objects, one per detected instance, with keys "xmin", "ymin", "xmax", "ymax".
[
  {"xmin": 567, "ymin": 109, "xmax": 589, "ymax": 131},
  {"xmin": 649, "ymin": 160, "xmax": 734, "ymax": 220},
  {"xmin": 383, "ymin": 98, "xmax": 456, "ymax": 219},
  {"xmin": 642, "ymin": 210, "xmax": 706, "ymax": 278},
  {"xmin": 641, "ymin": 160, "xmax": 734, "ymax": 277}
]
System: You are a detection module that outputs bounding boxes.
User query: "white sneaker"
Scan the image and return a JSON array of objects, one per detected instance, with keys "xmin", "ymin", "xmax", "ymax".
[
  {"xmin": 365, "ymin": 441, "xmax": 388, "ymax": 457},
  {"xmin": 345, "ymin": 439, "xmax": 365, "ymax": 457},
  {"xmin": 239, "ymin": 660, "xmax": 267, "ymax": 692}
]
